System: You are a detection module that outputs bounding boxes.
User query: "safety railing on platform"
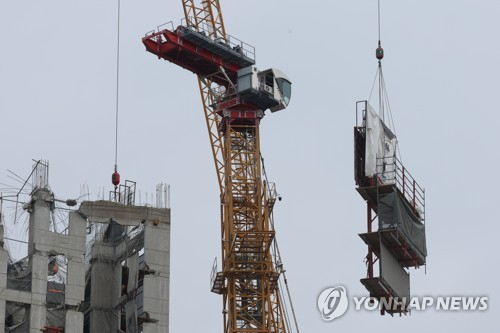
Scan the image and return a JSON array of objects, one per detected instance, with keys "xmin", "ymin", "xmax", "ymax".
[
  {"xmin": 376, "ymin": 156, "xmax": 425, "ymax": 222},
  {"xmin": 144, "ymin": 21, "xmax": 174, "ymax": 37},
  {"xmin": 181, "ymin": 17, "xmax": 256, "ymax": 62},
  {"xmin": 144, "ymin": 19, "xmax": 256, "ymax": 63},
  {"xmin": 355, "ymin": 100, "xmax": 368, "ymax": 128},
  {"xmin": 263, "ymin": 181, "xmax": 279, "ymax": 215},
  {"xmin": 144, "ymin": 21, "xmax": 173, "ymax": 45},
  {"xmin": 210, "ymin": 257, "xmax": 218, "ymax": 290}
]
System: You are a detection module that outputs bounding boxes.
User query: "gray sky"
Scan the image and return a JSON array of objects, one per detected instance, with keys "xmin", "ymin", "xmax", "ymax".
[{"xmin": 1, "ymin": 0, "xmax": 499, "ymax": 332}]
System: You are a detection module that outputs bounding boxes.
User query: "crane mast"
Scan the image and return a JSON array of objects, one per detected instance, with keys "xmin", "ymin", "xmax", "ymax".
[{"xmin": 143, "ymin": 1, "xmax": 293, "ymax": 332}]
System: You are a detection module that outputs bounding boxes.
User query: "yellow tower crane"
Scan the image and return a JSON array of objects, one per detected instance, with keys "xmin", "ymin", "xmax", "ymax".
[{"xmin": 143, "ymin": 1, "xmax": 297, "ymax": 332}]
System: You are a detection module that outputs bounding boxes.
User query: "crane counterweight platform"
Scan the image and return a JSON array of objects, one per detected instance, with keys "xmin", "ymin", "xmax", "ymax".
[{"xmin": 143, "ymin": 24, "xmax": 255, "ymax": 86}]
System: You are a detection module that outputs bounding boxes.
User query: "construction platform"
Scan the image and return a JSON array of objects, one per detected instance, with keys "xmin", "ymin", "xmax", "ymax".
[
  {"xmin": 359, "ymin": 229, "xmax": 426, "ymax": 267},
  {"xmin": 360, "ymin": 277, "xmax": 409, "ymax": 315},
  {"xmin": 356, "ymin": 184, "xmax": 395, "ymax": 207}
]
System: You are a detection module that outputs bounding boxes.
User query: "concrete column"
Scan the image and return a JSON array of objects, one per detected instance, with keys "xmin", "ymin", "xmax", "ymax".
[
  {"xmin": 28, "ymin": 189, "xmax": 52, "ymax": 254},
  {"xmin": 143, "ymin": 214, "xmax": 170, "ymax": 333},
  {"xmin": 66, "ymin": 212, "xmax": 86, "ymax": 308},
  {"xmin": 143, "ymin": 275, "xmax": 169, "ymax": 332},
  {"xmin": 66, "ymin": 309, "xmax": 83, "ymax": 332},
  {"xmin": 0, "ymin": 248, "xmax": 8, "ymax": 332},
  {"xmin": 30, "ymin": 254, "xmax": 48, "ymax": 302},
  {"xmin": 0, "ymin": 299, "xmax": 5, "ymax": 332},
  {"xmin": 29, "ymin": 304, "xmax": 46, "ymax": 333},
  {"xmin": 29, "ymin": 254, "xmax": 48, "ymax": 332},
  {"xmin": 66, "ymin": 260, "xmax": 85, "ymax": 307}
]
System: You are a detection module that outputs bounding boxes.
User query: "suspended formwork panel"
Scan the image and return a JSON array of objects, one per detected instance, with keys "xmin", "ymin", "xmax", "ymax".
[
  {"xmin": 361, "ymin": 242, "xmax": 410, "ymax": 315},
  {"xmin": 354, "ymin": 100, "xmax": 427, "ymax": 315}
]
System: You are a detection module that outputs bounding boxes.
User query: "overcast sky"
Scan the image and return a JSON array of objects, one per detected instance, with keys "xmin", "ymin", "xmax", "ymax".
[{"xmin": 1, "ymin": 1, "xmax": 499, "ymax": 332}]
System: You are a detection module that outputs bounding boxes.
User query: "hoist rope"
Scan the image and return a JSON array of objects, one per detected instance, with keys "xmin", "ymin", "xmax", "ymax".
[
  {"xmin": 114, "ymin": 0, "xmax": 121, "ymax": 172},
  {"xmin": 261, "ymin": 154, "xmax": 300, "ymax": 332},
  {"xmin": 271, "ymin": 225, "xmax": 300, "ymax": 333},
  {"xmin": 368, "ymin": 66, "xmax": 379, "ymax": 103},
  {"xmin": 379, "ymin": 62, "xmax": 384, "ymax": 121},
  {"xmin": 378, "ymin": 0, "xmax": 381, "ymax": 43},
  {"xmin": 377, "ymin": 0, "xmax": 402, "ymax": 161},
  {"xmin": 377, "ymin": 0, "xmax": 384, "ymax": 121}
]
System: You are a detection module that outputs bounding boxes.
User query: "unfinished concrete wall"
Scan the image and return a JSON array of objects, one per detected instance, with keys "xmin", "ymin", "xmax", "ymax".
[
  {"xmin": 0, "ymin": 188, "xmax": 86, "ymax": 332},
  {"xmin": 1, "ymin": 187, "xmax": 170, "ymax": 333},
  {"xmin": 80, "ymin": 201, "xmax": 170, "ymax": 333}
]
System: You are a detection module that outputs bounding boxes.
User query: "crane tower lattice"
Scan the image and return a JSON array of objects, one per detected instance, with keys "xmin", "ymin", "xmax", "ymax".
[{"xmin": 142, "ymin": 1, "xmax": 295, "ymax": 332}]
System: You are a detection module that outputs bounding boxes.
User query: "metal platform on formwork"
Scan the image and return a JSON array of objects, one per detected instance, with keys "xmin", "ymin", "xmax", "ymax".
[
  {"xmin": 356, "ymin": 184, "xmax": 396, "ymax": 204},
  {"xmin": 356, "ymin": 184, "xmax": 395, "ymax": 204},
  {"xmin": 360, "ymin": 277, "xmax": 409, "ymax": 315},
  {"xmin": 359, "ymin": 229, "xmax": 425, "ymax": 267}
]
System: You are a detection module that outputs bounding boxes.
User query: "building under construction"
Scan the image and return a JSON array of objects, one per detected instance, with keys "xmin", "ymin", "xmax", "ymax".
[{"xmin": 0, "ymin": 162, "xmax": 170, "ymax": 332}]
